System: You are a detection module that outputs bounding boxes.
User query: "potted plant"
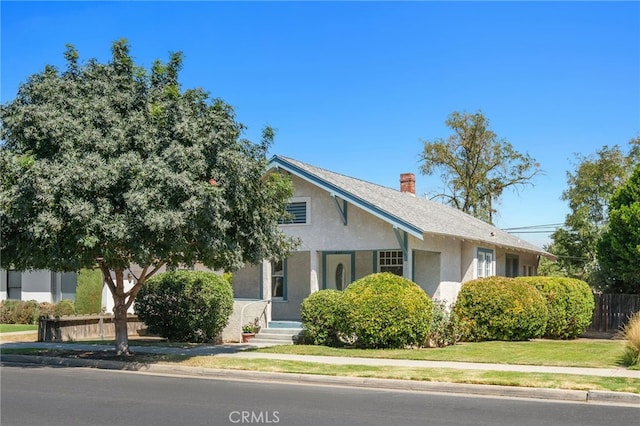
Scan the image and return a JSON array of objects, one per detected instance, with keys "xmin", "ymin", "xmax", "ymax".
[{"xmin": 242, "ymin": 317, "xmax": 261, "ymax": 342}]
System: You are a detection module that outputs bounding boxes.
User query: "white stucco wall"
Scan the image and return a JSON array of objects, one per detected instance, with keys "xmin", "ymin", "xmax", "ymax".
[
  {"xmin": 0, "ymin": 269, "xmax": 54, "ymax": 303},
  {"xmin": 232, "ymin": 173, "xmax": 546, "ymax": 319},
  {"xmin": 102, "ymin": 279, "xmax": 136, "ymax": 314},
  {"xmin": 0, "ymin": 270, "xmax": 6, "ymax": 300}
]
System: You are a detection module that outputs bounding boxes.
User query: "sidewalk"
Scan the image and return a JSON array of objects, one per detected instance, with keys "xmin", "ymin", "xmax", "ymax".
[{"xmin": 2, "ymin": 340, "xmax": 639, "ymax": 379}]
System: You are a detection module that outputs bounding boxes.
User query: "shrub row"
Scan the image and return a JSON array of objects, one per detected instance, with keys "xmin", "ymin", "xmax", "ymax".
[
  {"xmin": 515, "ymin": 276, "xmax": 594, "ymax": 339},
  {"xmin": 301, "ymin": 273, "xmax": 434, "ymax": 349},
  {"xmin": 454, "ymin": 276, "xmax": 594, "ymax": 341},
  {"xmin": 134, "ymin": 270, "xmax": 233, "ymax": 343},
  {"xmin": 0, "ymin": 299, "xmax": 76, "ymax": 324}
]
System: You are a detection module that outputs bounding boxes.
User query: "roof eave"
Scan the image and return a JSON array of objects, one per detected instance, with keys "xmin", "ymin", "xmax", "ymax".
[{"xmin": 268, "ymin": 156, "xmax": 424, "ymax": 240}]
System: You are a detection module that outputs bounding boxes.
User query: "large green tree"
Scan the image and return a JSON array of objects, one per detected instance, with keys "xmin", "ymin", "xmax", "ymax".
[
  {"xmin": 597, "ymin": 164, "xmax": 640, "ymax": 294},
  {"xmin": 0, "ymin": 40, "xmax": 297, "ymax": 354},
  {"xmin": 545, "ymin": 139, "xmax": 639, "ymax": 287},
  {"xmin": 420, "ymin": 111, "xmax": 542, "ymax": 223}
]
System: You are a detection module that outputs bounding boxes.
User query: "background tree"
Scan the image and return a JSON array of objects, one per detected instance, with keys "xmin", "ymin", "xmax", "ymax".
[
  {"xmin": 0, "ymin": 40, "xmax": 297, "ymax": 354},
  {"xmin": 597, "ymin": 164, "xmax": 640, "ymax": 294},
  {"xmin": 420, "ymin": 111, "xmax": 542, "ymax": 223},
  {"xmin": 544, "ymin": 139, "xmax": 639, "ymax": 287}
]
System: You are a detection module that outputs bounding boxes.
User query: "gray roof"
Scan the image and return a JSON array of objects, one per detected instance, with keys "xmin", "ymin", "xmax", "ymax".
[{"xmin": 269, "ymin": 156, "xmax": 551, "ymax": 257}]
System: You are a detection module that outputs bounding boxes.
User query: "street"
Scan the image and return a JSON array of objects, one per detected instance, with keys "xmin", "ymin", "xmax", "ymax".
[{"xmin": 1, "ymin": 363, "xmax": 637, "ymax": 426}]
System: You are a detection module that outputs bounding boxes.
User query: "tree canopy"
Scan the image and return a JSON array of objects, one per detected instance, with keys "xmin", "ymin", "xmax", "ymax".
[
  {"xmin": 543, "ymin": 139, "xmax": 639, "ymax": 288},
  {"xmin": 597, "ymin": 164, "xmax": 640, "ymax": 294},
  {"xmin": 420, "ymin": 111, "xmax": 541, "ymax": 223},
  {"xmin": 0, "ymin": 40, "xmax": 298, "ymax": 353}
]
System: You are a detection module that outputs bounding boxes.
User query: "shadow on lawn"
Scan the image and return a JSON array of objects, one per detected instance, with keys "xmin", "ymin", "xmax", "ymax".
[{"xmin": 0, "ymin": 338, "xmax": 264, "ymax": 371}]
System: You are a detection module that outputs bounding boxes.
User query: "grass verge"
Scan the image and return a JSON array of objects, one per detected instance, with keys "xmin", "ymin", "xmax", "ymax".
[
  {"xmin": 178, "ymin": 356, "xmax": 640, "ymax": 394},
  {"xmin": 1, "ymin": 347, "xmax": 638, "ymax": 394},
  {"xmin": 255, "ymin": 340, "xmax": 628, "ymax": 369},
  {"xmin": 0, "ymin": 324, "xmax": 38, "ymax": 333}
]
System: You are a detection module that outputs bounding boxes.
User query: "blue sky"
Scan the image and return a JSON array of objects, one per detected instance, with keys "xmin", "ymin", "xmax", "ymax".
[{"xmin": 2, "ymin": 1, "xmax": 639, "ymax": 247}]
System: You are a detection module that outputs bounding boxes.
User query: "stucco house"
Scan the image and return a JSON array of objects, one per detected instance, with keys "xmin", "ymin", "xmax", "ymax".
[
  {"xmin": 0, "ymin": 270, "xmax": 77, "ymax": 303},
  {"xmin": 233, "ymin": 155, "xmax": 552, "ymax": 322}
]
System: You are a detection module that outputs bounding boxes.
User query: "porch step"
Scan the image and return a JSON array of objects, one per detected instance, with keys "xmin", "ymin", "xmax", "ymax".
[{"xmin": 252, "ymin": 325, "xmax": 303, "ymax": 345}]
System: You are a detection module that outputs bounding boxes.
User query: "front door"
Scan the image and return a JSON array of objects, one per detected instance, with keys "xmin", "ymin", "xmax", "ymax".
[{"xmin": 324, "ymin": 253, "xmax": 353, "ymax": 291}]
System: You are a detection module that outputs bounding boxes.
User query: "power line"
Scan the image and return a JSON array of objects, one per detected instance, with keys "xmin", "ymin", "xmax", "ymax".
[{"xmin": 501, "ymin": 223, "xmax": 565, "ymax": 231}]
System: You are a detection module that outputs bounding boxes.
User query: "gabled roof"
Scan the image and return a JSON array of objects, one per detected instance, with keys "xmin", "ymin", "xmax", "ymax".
[{"xmin": 268, "ymin": 155, "xmax": 551, "ymax": 257}]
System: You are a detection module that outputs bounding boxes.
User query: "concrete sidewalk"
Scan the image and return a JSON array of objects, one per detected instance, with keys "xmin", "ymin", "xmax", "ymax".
[{"xmin": 2, "ymin": 340, "xmax": 640, "ymax": 378}]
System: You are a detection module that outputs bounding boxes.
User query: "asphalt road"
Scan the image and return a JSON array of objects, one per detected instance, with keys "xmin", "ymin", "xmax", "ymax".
[{"xmin": 1, "ymin": 364, "xmax": 637, "ymax": 426}]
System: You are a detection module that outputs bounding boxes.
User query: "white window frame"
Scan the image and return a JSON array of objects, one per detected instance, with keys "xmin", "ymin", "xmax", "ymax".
[
  {"xmin": 280, "ymin": 197, "xmax": 311, "ymax": 226},
  {"xmin": 271, "ymin": 259, "xmax": 286, "ymax": 300},
  {"xmin": 477, "ymin": 248, "xmax": 495, "ymax": 278},
  {"xmin": 378, "ymin": 250, "xmax": 404, "ymax": 276}
]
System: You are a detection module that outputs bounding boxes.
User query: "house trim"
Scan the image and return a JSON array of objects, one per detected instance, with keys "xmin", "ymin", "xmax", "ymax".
[{"xmin": 270, "ymin": 156, "xmax": 424, "ymax": 240}]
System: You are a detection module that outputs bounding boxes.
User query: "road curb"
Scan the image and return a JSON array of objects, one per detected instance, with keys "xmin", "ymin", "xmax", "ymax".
[{"xmin": 2, "ymin": 354, "xmax": 638, "ymax": 405}]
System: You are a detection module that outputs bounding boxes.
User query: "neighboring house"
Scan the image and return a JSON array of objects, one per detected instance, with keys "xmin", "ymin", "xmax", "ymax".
[
  {"xmin": 0, "ymin": 269, "xmax": 78, "ymax": 303},
  {"xmin": 233, "ymin": 155, "xmax": 553, "ymax": 322}
]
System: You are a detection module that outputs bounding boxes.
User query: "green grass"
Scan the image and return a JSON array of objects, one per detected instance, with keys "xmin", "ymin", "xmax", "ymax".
[
  {"xmin": 0, "ymin": 324, "xmax": 38, "ymax": 333},
  {"xmin": 2, "ymin": 341, "xmax": 638, "ymax": 394},
  {"xmin": 256, "ymin": 339, "xmax": 628, "ymax": 369},
  {"xmin": 177, "ymin": 356, "xmax": 640, "ymax": 394}
]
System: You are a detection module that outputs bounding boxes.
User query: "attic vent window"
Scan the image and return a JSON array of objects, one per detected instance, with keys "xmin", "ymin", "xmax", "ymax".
[{"xmin": 279, "ymin": 198, "xmax": 310, "ymax": 225}]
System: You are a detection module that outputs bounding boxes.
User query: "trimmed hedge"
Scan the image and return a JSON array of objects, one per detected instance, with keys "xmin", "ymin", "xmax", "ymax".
[
  {"xmin": 134, "ymin": 270, "xmax": 233, "ymax": 342},
  {"xmin": 340, "ymin": 273, "xmax": 433, "ymax": 349},
  {"xmin": 0, "ymin": 300, "xmax": 76, "ymax": 324},
  {"xmin": 515, "ymin": 276, "xmax": 594, "ymax": 339},
  {"xmin": 300, "ymin": 289, "xmax": 345, "ymax": 346},
  {"xmin": 75, "ymin": 268, "xmax": 104, "ymax": 314},
  {"xmin": 454, "ymin": 277, "xmax": 548, "ymax": 341}
]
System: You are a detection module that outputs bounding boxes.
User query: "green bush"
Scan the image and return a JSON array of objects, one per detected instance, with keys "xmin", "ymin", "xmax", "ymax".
[
  {"xmin": 1, "ymin": 300, "xmax": 39, "ymax": 324},
  {"xmin": 340, "ymin": 273, "xmax": 433, "ymax": 349},
  {"xmin": 454, "ymin": 277, "xmax": 548, "ymax": 341},
  {"xmin": 0, "ymin": 300, "xmax": 78, "ymax": 324},
  {"xmin": 53, "ymin": 299, "xmax": 76, "ymax": 317},
  {"xmin": 515, "ymin": 276, "xmax": 594, "ymax": 339},
  {"xmin": 134, "ymin": 270, "xmax": 233, "ymax": 342},
  {"xmin": 300, "ymin": 289, "xmax": 345, "ymax": 346},
  {"xmin": 37, "ymin": 302, "xmax": 56, "ymax": 318},
  {"xmin": 75, "ymin": 268, "xmax": 104, "ymax": 314},
  {"xmin": 0, "ymin": 300, "xmax": 19, "ymax": 323}
]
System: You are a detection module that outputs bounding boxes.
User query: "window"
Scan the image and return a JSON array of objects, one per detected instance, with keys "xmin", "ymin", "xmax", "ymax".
[
  {"xmin": 271, "ymin": 260, "xmax": 285, "ymax": 299},
  {"xmin": 7, "ymin": 270, "xmax": 22, "ymax": 300},
  {"xmin": 60, "ymin": 272, "xmax": 77, "ymax": 301},
  {"xmin": 522, "ymin": 265, "xmax": 535, "ymax": 276},
  {"xmin": 477, "ymin": 248, "xmax": 495, "ymax": 278},
  {"xmin": 505, "ymin": 254, "xmax": 519, "ymax": 278},
  {"xmin": 379, "ymin": 251, "xmax": 404, "ymax": 276},
  {"xmin": 279, "ymin": 198, "xmax": 310, "ymax": 225}
]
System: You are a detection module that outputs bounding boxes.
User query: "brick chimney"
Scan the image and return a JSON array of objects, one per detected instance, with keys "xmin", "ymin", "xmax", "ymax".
[{"xmin": 400, "ymin": 173, "xmax": 416, "ymax": 195}]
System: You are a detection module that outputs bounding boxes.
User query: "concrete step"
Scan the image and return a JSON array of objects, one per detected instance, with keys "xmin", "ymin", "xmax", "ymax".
[
  {"xmin": 252, "ymin": 326, "xmax": 303, "ymax": 345},
  {"xmin": 259, "ymin": 328, "xmax": 302, "ymax": 335}
]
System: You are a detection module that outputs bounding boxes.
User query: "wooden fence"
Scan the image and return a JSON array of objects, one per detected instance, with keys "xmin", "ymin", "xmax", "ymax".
[{"xmin": 588, "ymin": 293, "xmax": 640, "ymax": 333}]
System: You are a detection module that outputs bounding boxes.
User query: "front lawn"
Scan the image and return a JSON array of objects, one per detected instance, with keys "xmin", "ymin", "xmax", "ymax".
[
  {"xmin": 256, "ymin": 339, "xmax": 628, "ymax": 369},
  {"xmin": 0, "ymin": 324, "xmax": 38, "ymax": 333}
]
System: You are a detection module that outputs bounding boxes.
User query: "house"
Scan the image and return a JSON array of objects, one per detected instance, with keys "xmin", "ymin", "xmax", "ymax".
[
  {"xmin": 233, "ymin": 155, "xmax": 552, "ymax": 322},
  {"xmin": 0, "ymin": 269, "xmax": 78, "ymax": 303}
]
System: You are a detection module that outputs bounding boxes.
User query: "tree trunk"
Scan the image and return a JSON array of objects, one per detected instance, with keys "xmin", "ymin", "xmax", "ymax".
[
  {"xmin": 98, "ymin": 262, "xmax": 164, "ymax": 355},
  {"xmin": 112, "ymin": 270, "xmax": 130, "ymax": 355},
  {"xmin": 113, "ymin": 294, "xmax": 130, "ymax": 356},
  {"xmin": 98, "ymin": 264, "xmax": 131, "ymax": 356}
]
